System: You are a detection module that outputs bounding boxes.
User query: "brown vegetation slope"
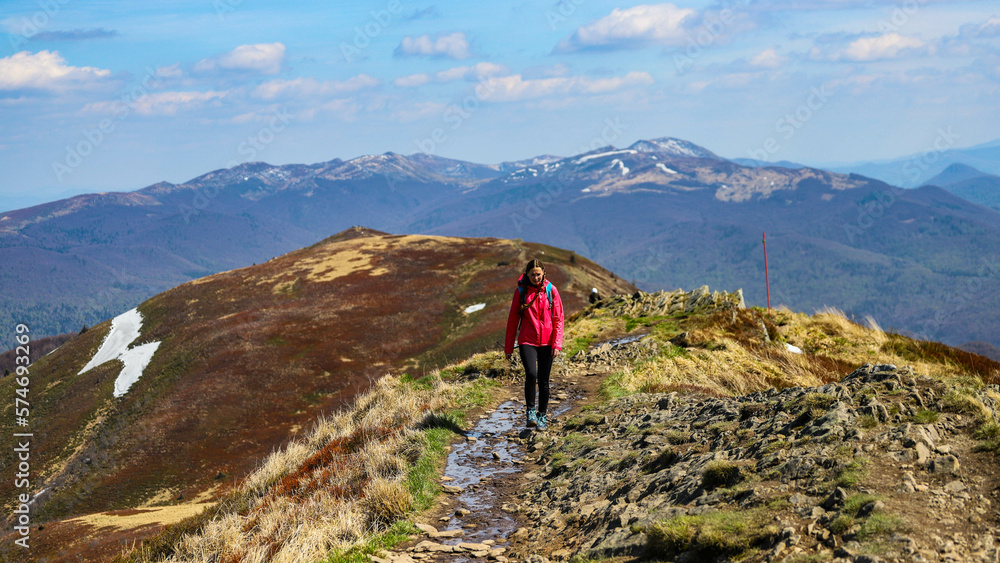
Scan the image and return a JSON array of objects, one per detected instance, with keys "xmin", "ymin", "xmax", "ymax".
[{"xmin": 0, "ymin": 227, "xmax": 634, "ymax": 562}]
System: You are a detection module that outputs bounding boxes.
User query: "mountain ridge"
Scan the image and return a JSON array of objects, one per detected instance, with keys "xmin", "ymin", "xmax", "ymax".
[
  {"xmin": 0, "ymin": 230, "xmax": 633, "ymax": 535},
  {"xmin": 2, "ymin": 136, "xmax": 999, "ymax": 352}
]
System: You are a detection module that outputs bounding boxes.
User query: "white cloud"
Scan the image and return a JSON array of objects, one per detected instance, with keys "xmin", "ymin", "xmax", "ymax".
[
  {"xmin": 0, "ymin": 50, "xmax": 111, "ymax": 91},
  {"xmin": 750, "ymin": 48, "xmax": 788, "ymax": 68},
  {"xmin": 813, "ymin": 33, "xmax": 928, "ymax": 62},
  {"xmin": 394, "ymin": 73, "xmax": 431, "ymax": 88},
  {"xmin": 83, "ymin": 90, "xmax": 226, "ymax": 116},
  {"xmin": 134, "ymin": 91, "xmax": 226, "ymax": 115},
  {"xmin": 252, "ymin": 75, "xmax": 380, "ymax": 100},
  {"xmin": 394, "ymin": 63, "xmax": 509, "ymax": 88},
  {"xmin": 981, "ymin": 16, "xmax": 1000, "ymax": 37},
  {"xmin": 961, "ymin": 16, "xmax": 1000, "ymax": 39},
  {"xmin": 485, "ymin": 71, "xmax": 654, "ymax": 102},
  {"xmin": 435, "ymin": 62, "xmax": 510, "ymax": 82},
  {"xmin": 557, "ymin": 4, "xmax": 696, "ymax": 51},
  {"xmin": 194, "ymin": 43, "xmax": 286, "ymax": 75},
  {"xmin": 395, "ymin": 32, "xmax": 471, "ymax": 59},
  {"xmin": 155, "ymin": 63, "xmax": 183, "ymax": 79}
]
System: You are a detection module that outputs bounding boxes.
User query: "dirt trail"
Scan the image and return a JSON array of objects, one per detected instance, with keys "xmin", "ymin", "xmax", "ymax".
[{"xmin": 376, "ymin": 355, "xmax": 610, "ymax": 563}]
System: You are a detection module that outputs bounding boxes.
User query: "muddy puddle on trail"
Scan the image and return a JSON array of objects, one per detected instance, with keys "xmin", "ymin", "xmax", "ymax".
[{"xmin": 438, "ymin": 390, "xmax": 576, "ymax": 553}]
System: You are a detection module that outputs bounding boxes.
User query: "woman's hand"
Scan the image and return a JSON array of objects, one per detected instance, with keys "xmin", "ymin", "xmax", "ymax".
[
  {"xmin": 505, "ymin": 353, "xmax": 513, "ymax": 363},
  {"xmin": 553, "ymin": 348, "xmax": 560, "ymax": 357}
]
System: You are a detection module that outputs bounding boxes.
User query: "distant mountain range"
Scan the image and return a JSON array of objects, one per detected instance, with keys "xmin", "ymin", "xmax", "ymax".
[
  {"xmin": 3, "ymin": 136, "xmax": 1000, "ymax": 350},
  {"xmin": 823, "ymin": 137, "xmax": 1000, "ymax": 188},
  {"xmin": 923, "ymin": 163, "xmax": 1000, "ymax": 211}
]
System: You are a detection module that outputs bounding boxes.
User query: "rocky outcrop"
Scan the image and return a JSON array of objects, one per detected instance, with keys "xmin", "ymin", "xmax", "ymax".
[{"xmin": 510, "ymin": 364, "xmax": 1000, "ymax": 562}]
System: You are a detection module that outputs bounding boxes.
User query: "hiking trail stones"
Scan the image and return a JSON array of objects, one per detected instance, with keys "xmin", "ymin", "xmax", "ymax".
[
  {"xmin": 509, "ymin": 364, "xmax": 1000, "ymax": 562},
  {"xmin": 377, "ymin": 351, "xmax": 999, "ymax": 563}
]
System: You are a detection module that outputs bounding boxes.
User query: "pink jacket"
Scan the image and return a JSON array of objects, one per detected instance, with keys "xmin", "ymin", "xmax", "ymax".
[{"xmin": 504, "ymin": 275, "xmax": 564, "ymax": 355}]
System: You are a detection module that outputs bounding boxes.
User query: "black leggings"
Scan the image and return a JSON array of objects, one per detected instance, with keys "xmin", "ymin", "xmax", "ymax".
[{"xmin": 519, "ymin": 344, "xmax": 553, "ymax": 414}]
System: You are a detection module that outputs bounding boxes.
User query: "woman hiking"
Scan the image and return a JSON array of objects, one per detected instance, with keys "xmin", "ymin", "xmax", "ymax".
[{"xmin": 504, "ymin": 259, "xmax": 565, "ymax": 430}]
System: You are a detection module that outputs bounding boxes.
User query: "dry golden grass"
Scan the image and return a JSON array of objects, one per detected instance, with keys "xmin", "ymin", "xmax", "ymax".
[
  {"xmin": 615, "ymin": 337, "xmax": 825, "ymax": 397},
  {"xmin": 605, "ymin": 305, "xmax": 1000, "ymax": 399},
  {"xmin": 140, "ymin": 373, "xmax": 460, "ymax": 563},
  {"xmin": 66, "ymin": 503, "xmax": 216, "ymax": 532},
  {"xmin": 363, "ymin": 478, "xmax": 413, "ymax": 526}
]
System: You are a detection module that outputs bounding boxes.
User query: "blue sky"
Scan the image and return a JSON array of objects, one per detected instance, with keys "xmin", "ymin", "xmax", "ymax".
[{"xmin": 1, "ymin": 0, "xmax": 998, "ymax": 205}]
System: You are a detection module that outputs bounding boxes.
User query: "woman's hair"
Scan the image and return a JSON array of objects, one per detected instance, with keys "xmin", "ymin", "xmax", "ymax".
[{"xmin": 523, "ymin": 258, "xmax": 545, "ymax": 274}]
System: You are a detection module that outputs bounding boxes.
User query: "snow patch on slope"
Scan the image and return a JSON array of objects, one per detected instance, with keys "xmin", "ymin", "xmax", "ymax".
[
  {"xmin": 575, "ymin": 149, "xmax": 636, "ymax": 164},
  {"xmin": 79, "ymin": 308, "xmax": 162, "ymax": 398}
]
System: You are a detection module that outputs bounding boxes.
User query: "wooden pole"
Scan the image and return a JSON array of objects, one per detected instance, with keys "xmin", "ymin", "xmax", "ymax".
[{"xmin": 763, "ymin": 232, "xmax": 771, "ymax": 317}]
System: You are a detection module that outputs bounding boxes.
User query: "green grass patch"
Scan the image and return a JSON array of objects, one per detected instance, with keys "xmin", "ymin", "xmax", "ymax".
[
  {"xmin": 834, "ymin": 457, "xmax": 869, "ymax": 489},
  {"xmin": 651, "ymin": 320, "xmax": 682, "ymax": 340},
  {"xmin": 702, "ymin": 460, "xmax": 742, "ymax": 490},
  {"xmin": 974, "ymin": 421, "xmax": 1000, "ymax": 453},
  {"xmin": 645, "ymin": 508, "xmax": 779, "ymax": 559},
  {"xmin": 665, "ymin": 430, "xmax": 691, "ymax": 445},
  {"xmin": 399, "ymin": 373, "xmax": 435, "ymax": 391},
  {"xmin": 563, "ymin": 336, "xmax": 595, "ymax": 359},
  {"xmin": 784, "ymin": 554, "xmax": 834, "ymax": 563},
  {"xmin": 564, "ymin": 413, "xmax": 605, "ymax": 430},
  {"xmin": 764, "ymin": 439, "xmax": 791, "ymax": 454},
  {"xmin": 623, "ymin": 315, "xmax": 667, "ymax": 332},
  {"xmin": 767, "ymin": 495, "xmax": 791, "ymax": 511},
  {"xmin": 644, "ymin": 447, "xmax": 678, "ymax": 473},
  {"xmin": 842, "ymin": 494, "xmax": 882, "ymax": 516},
  {"xmin": 405, "ymin": 427, "xmax": 454, "ymax": 511},
  {"xmin": 857, "ymin": 512, "xmax": 908, "ymax": 540},
  {"xmin": 856, "ymin": 415, "xmax": 879, "ymax": 429},
  {"xmin": 828, "ymin": 514, "xmax": 854, "ymax": 535},
  {"xmin": 912, "ymin": 409, "xmax": 939, "ymax": 424},
  {"xmin": 708, "ymin": 421, "xmax": 738, "ymax": 436},
  {"xmin": 598, "ymin": 369, "xmax": 630, "ymax": 400},
  {"xmin": 323, "ymin": 521, "xmax": 418, "ymax": 563},
  {"xmin": 787, "ymin": 393, "xmax": 838, "ymax": 416},
  {"xmin": 454, "ymin": 377, "xmax": 501, "ymax": 411}
]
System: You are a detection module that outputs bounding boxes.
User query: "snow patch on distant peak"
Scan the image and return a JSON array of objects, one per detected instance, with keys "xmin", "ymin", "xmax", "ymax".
[
  {"xmin": 79, "ymin": 308, "xmax": 162, "ymax": 398},
  {"xmin": 611, "ymin": 159, "xmax": 629, "ymax": 176},
  {"xmin": 630, "ymin": 138, "xmax": 717, "ymax": 159},
  {"xmin": 575, "ymin": 149, "xmax": 637, "ymax": 164},
  {"xmin": 657, "ymin": 163, "xmax": 678, "ymax": 174}
]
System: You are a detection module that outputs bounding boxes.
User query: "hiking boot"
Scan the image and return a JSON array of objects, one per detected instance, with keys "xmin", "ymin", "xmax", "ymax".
[
  {"xmin": 537, "ymin": 413, "xmax": 548, "ymax": 430},
  {"xmin": 526, "ymin": 408, "xmax": 537, "ymax": 427}
]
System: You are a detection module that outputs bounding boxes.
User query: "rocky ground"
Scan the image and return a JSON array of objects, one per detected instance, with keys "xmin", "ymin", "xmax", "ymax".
[{"xmin": 368, "ymin": 292, "xmax": 1000, "ymax": 563}]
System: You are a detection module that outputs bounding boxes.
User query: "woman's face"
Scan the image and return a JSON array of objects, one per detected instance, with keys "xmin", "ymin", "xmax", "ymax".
[{"xmin": 528, "ymin": 267, "xmax": 544, "ymax": 285}]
